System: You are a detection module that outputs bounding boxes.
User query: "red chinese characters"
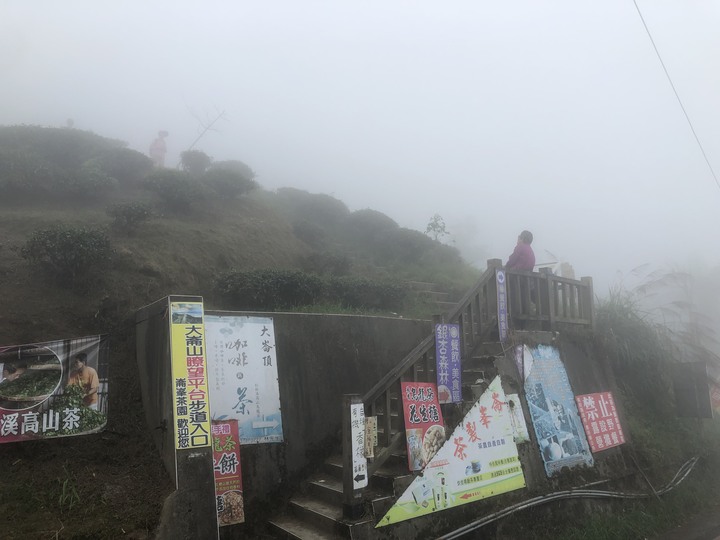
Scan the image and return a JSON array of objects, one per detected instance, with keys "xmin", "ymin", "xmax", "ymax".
[
  {"xmin": 401, "ymin": 382, "xmax": 445, "ymax": 471},
  {"xmin": 575, "ymin": 392, "xmax": 625, "ymax": 453}
]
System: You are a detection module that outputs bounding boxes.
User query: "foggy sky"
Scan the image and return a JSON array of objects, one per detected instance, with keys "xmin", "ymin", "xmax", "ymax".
[{"xmin": 2, "ymin": 1, "xmax": 719, "ymax": 294}]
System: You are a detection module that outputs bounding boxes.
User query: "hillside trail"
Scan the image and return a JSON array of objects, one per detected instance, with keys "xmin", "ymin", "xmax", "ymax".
[{"xmin": 652, "ymin": 504, "xmax": 720, "ymax": 540}]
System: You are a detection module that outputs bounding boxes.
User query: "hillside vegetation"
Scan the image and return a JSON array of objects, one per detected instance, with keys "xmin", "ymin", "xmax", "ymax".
[
  {"xmin": 0, "ymin": 125, "xmax": 479, "ymax": 538},
  {"xmin": 1, "ymin": 126, "xmax": 718, "ymax": 540}
]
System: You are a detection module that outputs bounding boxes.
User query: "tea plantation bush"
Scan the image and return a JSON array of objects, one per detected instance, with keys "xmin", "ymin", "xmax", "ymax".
[
  {"xmin": 20, "ymin": 226, "xmax": 113, "ymax": 288},
  {"xmin": 107, "ymin": 202, "xmax": 153, "ymax": 234},
  {"xmin": 215, "ymin": 269, "xmax": 407, "ymax": 312},
  {"xmin": 143, "ymin": 169, "xmax": 202, "ymax": 213}
]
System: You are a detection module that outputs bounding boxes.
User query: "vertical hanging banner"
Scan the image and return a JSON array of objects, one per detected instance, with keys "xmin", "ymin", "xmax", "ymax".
[
  {"xmin": 401, "ymin": 382, "xmax": 445, "ymax": 471},
  {"xmin": 522, "ymin": 344, "xmax": 593, "ymax": 476},
  {"xmin": 496, "ymin": 270, "xmax": 508, "ymax": 342},
  {"xmin": 204, "ymin": 315, "xmax": 283, "ymax": 444},
  {"xmin": 350, "ymin": 402, "xmax": 368, "ymax": 489},
  {"xmin": 0, "ymin": 335, "xmax": 109, "ymax": 443},
  {"xmin": 169, "ymin": 301, "xmax": 211, "ymax": 449},
  {"xmin": 575, "ymin": 392, "xmax": 626, "ymax": 453},
  {"xmin": 435, "ymin": 324, "xmax": 462, "ymax": 404},
  {"xmin": 378, "ymin": 377, "xmax": 525, "ymax": 527},
  {"xmin": 212, "ymin": 419, "xmax": 244, "ymax": 526}
]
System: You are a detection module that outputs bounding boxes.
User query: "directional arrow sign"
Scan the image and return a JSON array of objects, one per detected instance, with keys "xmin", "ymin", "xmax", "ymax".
[
  {"xmin": 350, "ymin": 403, "xmax": 368, "ymax": 489},
  {"xmin": 252, "ymin": 419, "xmax": 279, "ymax": 430}
]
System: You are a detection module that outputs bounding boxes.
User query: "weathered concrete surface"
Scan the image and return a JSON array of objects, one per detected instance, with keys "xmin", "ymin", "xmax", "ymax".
[{"xmin": 205, "ymin": 311, "xmax": 431, "ymax": 498}]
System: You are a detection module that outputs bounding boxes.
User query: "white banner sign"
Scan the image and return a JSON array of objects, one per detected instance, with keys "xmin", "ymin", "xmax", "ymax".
[{"xmin": 205, "ymin": 315, "xmax": 283, "ymax": 444}]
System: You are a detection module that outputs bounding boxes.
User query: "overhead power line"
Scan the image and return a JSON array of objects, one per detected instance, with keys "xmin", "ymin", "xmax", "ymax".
[{"xmin": 633, "ymin": 0, "xmax": 720, "ymax": 191}]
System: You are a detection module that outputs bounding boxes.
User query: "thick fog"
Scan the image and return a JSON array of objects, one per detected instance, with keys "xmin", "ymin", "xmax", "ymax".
[{"xmin": 2, "ymin": 1, "xmax": 719, "ymax": 295}]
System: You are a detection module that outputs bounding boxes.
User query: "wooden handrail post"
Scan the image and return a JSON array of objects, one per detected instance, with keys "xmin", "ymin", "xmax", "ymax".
[
  {"xmin": 581, "ymin": 276, "xmax": 595, "ymax": 330},
  {"xmin": 343, "ymin": 394, "xmax": 367, "ymax": 520}
]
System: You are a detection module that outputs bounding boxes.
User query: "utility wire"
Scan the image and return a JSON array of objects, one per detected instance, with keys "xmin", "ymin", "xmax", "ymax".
[{"xmin": 632, "ymin": 0, "xmax": 720, "ymax": 191}]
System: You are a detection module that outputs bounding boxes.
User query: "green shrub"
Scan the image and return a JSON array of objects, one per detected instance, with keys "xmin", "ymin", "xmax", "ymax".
[
  {"xmin": 209, "ymin": 160, "xmax": 256, "ymax": 181},
  {"xmin": 106, "ymin": 202, "xmax": 153, "ymax": 234},
  {"xmin": 327, "ymin": 276, "xmax": 407, "ymax": 310},
  {"xmin": 214, "ymin": 269, "xmax": 407, "ymax": 312},
  {"xmin": 55, "ymin": 161, "xmax": 117, "ymax": 200},
  {"xmin": 143, "ymin": 169, "xmax": 202, "ymax": 213},
  {"xmin": 202, "ymin": 168, "xmax": 258, "ymax": 198},
  {"xmin": 92, "ymin": 148, "xmax": 154, "ymax": 184},
  {"xmin": 215, "ymin": 269, "xmax": 324, "ymax": 310},
  {"xmin": 300, "ymin": 251, "xmax": 352, "ymax": 276},
  {"xmin": 20, "ymin": 226, "xmax": 113, "ymax": 288},
  {"xmin": 180, "ymin": 149, "xmax": 212, "ymax": 176}
]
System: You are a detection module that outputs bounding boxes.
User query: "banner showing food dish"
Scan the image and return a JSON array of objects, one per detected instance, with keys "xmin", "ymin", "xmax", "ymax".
[
  {"xmin": 212, "ymin": 419, "xmax": 244, "ymax": 526},
  {"xmin": 435, "ymin": 323, "xmax": 461, "ymax": 404},
  {"xmin": 401, "ymin": 382, "xmax": 445, "ymax": 471},
  {"xmin": 0, "ymin": 335, "xmax": 109, "ymax": 443},
  {"xmin": 205, "ymin": 315, "xmax": 283, "ymax": 445},
  {"xmin": 169, "ymin": 301, "xmax": 211, "ymax": 449},
  {"xmin": 575, "ymin": 391, "xmax": 626, "ymax": 453},
  {"xmin": 521, "ymin": 344, "xmax": 593, "ymax": 476},
  {"xmin": 378, "ymin": 376, "xmax": 525, "ymax": 527}
]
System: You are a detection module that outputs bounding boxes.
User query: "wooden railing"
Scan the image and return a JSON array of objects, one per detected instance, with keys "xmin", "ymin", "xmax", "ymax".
[{"xmin": 343, "ymin": 259, "xmax": 595, "ymax": 510}]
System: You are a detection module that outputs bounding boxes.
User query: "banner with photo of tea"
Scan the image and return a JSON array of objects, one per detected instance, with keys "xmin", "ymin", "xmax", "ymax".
[{"xmin": 0, "ymin": 335, "xmax": 109, "ymax": 443}]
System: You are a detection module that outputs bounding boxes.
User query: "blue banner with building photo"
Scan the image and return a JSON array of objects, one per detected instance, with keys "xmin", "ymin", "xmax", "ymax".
[{"xmin": 521, "ymin": 344, "xmax": 593, "ymax": 476}]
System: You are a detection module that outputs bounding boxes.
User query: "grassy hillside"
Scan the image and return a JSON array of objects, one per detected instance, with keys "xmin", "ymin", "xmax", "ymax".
[{"xmin": 0, "ymin": 125, "xmax": 479, "ymax": 538}]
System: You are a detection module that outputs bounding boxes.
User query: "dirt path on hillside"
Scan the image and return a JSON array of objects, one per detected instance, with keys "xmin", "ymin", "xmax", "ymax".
[{"xmin": 652, "ymin": 505, "xmax": 720, "ymax": 540}]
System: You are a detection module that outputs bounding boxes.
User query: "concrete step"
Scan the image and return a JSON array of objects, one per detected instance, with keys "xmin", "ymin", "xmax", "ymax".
[
  {"xmin": 307, "ymin": 472, "xmax": 343, "ymax": 506},
  {"xmin": 268, "ymin": 513, "xmax": 344, "ymax": 540},
  {"xmin": 323, "ymin": 454, "xmax": 343, "ymax": 480},
  {"xmin": 289, "ymin": 494, "xmax": 344, "ymax": 536}
]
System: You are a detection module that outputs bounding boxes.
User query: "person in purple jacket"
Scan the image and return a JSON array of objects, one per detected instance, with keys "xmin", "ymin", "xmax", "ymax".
[{"xmin": 506, "ymin": 230, "xmax": 535, "ymax": 271}]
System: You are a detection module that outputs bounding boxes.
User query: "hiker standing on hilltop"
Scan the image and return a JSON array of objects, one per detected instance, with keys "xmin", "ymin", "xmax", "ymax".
[
  {"xmin": 506, "ymin": 230, "xmax": 536, "ymax": 271},
  {"xmin": 149, "ymin": 130, "xmax": 168, "ymax": 168}
]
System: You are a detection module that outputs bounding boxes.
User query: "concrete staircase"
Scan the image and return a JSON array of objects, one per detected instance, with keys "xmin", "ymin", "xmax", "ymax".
[
  {"xmin": 268, "ymin": 345, "xmax": 507, "ymax": 539},
  {"xmin": 268, "ymin": 453, "xmax": 415, "ymax": 539}
]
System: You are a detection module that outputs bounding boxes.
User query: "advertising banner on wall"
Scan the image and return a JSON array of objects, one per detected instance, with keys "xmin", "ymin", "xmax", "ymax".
[
  {"xmin": 575, "ymin": 392, "xmax": 626, "ymax": 453},
  {"xmin": 378, "ymin": 376, "xmax": 525, "ymax": 527},
  {"xmin": 0, "ymin": 335, "xmax": 109, "ymax": 444},
  {"xmin": 435, "ymin": 323, "xmax": 462, "ymax": 404},
  {"xmin": 520, "ymin": 344, "xmax": 593, "ymax": 476},
  {"xmin": 169, "ymin": 301, "xmax": 211, "ymax": 449},
  {"xmin": 205, "ymin": 315, "xmax": 283, "ymax": 445},
  {"xmin": 212, "ymin": 419, "xmax": 244, "ymax": 526},
  {"xmin": 401, "ymin": 382, "xmax": 445, "ymax": 471}
]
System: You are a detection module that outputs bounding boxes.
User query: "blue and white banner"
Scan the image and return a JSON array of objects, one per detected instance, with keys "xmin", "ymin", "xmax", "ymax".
[{"xmin": 435, "ymin": 323, "xmax": 462, "ymax": 404}]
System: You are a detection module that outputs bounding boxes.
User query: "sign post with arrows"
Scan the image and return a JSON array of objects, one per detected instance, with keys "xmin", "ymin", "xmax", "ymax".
[{"xmin": 343, "ymin": 394, "xmax": 367, "ymax": 519}]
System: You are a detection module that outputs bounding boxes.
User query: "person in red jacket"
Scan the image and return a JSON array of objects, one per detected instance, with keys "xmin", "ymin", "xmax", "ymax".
[{"xmin": 506, "ymin": 230, "xmax": 536, "ymax": 271}]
